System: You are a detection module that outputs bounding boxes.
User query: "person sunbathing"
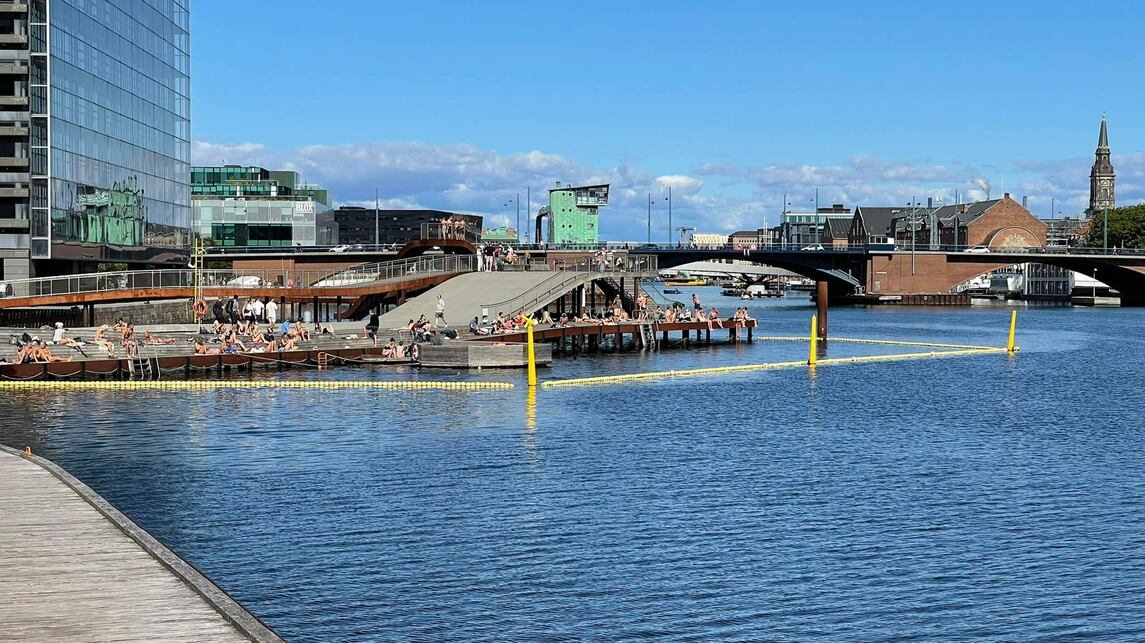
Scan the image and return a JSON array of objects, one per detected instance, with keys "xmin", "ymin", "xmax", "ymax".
[
  {"xmin": 707, "ymin": 306, "xmax": 724, "ymax": 330},
  {"xmin": 141, "ymin": 331, "xmax": 176, "ymax": 345}
]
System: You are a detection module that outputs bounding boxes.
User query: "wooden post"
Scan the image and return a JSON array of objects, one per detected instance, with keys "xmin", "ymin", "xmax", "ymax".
[
  {"xmin": 747, "ymin": 324, "xmax": 753, "ymax": 342},
  {"xmin": 816, "ymin": 281, "xmax": 828, "ymax": 340}
]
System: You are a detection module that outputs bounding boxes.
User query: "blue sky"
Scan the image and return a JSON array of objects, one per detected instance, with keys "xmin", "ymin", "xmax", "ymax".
[{"xmin": 191, "ymin": 1, "xmax": 1145, "ymax": 240}]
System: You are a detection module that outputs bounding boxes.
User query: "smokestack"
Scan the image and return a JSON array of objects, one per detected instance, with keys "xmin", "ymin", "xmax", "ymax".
[
  {"xmin": 927, "ymin": 197, "xmax": 933, "ymax": 208},
  {"xmin": 1022, "ymin": 195, "xmax": 1028, "ymax": 208}
]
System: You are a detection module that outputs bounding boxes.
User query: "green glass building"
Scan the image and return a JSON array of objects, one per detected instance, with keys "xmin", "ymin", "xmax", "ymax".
[
  {"xmin": 542, "ymin": 183, "xmax": 609, "ymax": 245},
  {"xmin": 192, "ymin": 165, "xmax": 330, "ymax": 247}
]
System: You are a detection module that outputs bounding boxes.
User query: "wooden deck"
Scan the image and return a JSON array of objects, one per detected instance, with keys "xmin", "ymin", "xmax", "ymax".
[{"xmin": 0, "ymin": 446, "xmax": 280, "ymax": 641}]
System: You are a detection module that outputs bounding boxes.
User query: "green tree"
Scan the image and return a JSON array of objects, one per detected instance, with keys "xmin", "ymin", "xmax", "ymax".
[{"xmin": 1086, "ymin": 203, "xmax": 1145, "ymax": 249}]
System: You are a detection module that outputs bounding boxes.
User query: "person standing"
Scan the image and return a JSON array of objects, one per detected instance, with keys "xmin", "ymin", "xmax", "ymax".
[
  {"xmin": 265, "ymin": 299, "xmax": 278, "ymax": 326},
  {"xmin": 434, "ymin": 294, "xmax": 447, "ymax": 327},
  {"xmin": 252, "ymin": 298, "xmax": 265, "ymax": 323}
]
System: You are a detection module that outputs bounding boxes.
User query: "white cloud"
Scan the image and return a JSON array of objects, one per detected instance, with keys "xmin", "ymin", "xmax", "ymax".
[{"xmin": 192, "ymin": 139, "xmax": 1144, "ymax": 239}]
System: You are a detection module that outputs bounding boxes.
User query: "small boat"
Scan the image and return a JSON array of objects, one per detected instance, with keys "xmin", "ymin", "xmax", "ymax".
[{"xmin": 662, "ymin": 287, "xmax": 682, "ymax": 294}]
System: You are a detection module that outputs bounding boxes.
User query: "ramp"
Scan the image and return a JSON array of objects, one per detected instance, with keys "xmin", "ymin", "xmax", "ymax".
[{"xmin": 375, "ymin": 271, "xmax": 555, "ymax": 328}]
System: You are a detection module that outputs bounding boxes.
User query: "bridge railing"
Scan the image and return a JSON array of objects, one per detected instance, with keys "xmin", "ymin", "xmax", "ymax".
[{"xmin": 0, "ymin": 254, "xmax": 479, "ymax": 300}]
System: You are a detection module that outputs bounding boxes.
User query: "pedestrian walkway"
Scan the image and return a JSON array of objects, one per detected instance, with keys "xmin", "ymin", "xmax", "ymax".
[{"xmin": 0, "ymin": 446, "xmax": 280, "ymax": 642}]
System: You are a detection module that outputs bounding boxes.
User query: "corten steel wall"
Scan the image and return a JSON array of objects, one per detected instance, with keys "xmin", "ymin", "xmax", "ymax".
[
  {"xmin": 966, "ymin": 197, "xmax": 1048, "ymax": 248},
  {"xmin": 227, "ymin": 258, "xmax": 367, "ymax": 284}
]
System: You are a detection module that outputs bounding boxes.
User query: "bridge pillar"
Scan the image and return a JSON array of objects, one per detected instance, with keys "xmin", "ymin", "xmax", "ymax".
[{"xmin": 816, "ymin": 281, "xmax": 828, "ymax": 340}]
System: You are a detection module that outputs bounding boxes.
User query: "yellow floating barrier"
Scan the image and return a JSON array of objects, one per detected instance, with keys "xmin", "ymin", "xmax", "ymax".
[
  {"xmin": 542, "ymin": 346, "xmax": 1006, "ymax": 388},
  {"xmin": 0, "ymin": 380, "xmax": 513, "ymax": 391},
  {"xmin": 752, "ymin": 335, "xmax": 1003, "ymax": 351}
]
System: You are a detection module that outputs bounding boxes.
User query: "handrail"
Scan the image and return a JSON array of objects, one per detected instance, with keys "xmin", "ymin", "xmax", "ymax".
[
  {"xmin": 482, "ymin": 255, "xmax": 658, "ymax": 317},
  {"xmin": 0, "ymin": 254, "xmax": 478, "ymax": 300}
]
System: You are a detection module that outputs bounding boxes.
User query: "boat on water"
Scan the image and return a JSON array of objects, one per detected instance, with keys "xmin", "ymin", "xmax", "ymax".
[
  {"xmin": 662, "ymin": 287, "xmax": 682, "ymax": 294},
  {"xmin": 663, "ymin": 278, "xmax": 710, "ymax": 287}
]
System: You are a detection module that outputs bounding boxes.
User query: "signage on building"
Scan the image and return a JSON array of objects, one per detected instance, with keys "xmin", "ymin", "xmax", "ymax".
[{"xmin": 293, "ymin": 200, "xmax": 315, "ymax": 215}]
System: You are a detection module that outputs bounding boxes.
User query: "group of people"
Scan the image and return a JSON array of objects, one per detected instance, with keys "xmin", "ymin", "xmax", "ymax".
[
  {"xmin": 440, "ymin": 216, "xmax": 469, "ymax": 240},
  {"xmin": 210, "ymin": 296, "xmax": 280, "ymax": 335},
  {"xmin": 477, "ymin": 244, "xmax": 532, "ymax": 272},
  {"xmin": 198, "ymin": 316, "xmax": 325, "ymax": 355}
]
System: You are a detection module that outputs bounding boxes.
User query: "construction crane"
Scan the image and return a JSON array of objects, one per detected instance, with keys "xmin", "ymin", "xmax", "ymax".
[{"xmin": 658, "ymin": 225, "xmax": 695, "ymax": 247}]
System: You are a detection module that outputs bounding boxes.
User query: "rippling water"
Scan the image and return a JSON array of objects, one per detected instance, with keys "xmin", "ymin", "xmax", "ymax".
[{"xmin": 5, "ymin": 290, "xmax": 1145, "ymax": 641}]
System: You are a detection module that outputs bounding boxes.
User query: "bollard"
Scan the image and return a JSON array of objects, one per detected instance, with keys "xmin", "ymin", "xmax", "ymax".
[
  {"xmin": 808, "ymin": 314, "xmax": 817, "ymax": 365},
  {"xmin": 1007, "ymin": 310, "xmax": 1018, "ymax": 353},
  {"xmin": 525, "ymin": 315, "xmax": 537, "ymax": 387}
]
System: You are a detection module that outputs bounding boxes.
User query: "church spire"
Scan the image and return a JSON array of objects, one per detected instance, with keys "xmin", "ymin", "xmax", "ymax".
[{"xmin": 1087, "ymin": 115, "xmax": 1115, "ymax": 217}]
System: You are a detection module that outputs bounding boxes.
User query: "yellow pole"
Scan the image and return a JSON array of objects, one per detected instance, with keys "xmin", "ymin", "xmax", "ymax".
[
  {"xmin": 808, "ymin": 314, "xmax": 817, "ymax": 365},
  {"xmin": 1007, "ymin": 309, "xmax": 1017, "ymax": 353},
  {"xmin": 525, "ymin": 316, "xmax": 537, "ymax": 386}
]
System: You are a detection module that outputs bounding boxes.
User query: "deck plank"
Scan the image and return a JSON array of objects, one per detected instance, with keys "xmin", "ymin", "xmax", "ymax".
[{"xmin": 0, "ymin": 450, "xmax": 252, "ymax": 642}]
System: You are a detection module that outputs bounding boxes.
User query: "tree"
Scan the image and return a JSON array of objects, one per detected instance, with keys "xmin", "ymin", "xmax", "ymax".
[{"xmin": 1086, "ymin": 203, "xmax": 1145, "ymax": 249}]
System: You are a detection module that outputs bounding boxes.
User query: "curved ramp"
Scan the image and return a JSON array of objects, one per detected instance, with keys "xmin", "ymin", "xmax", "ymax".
[{"xmin": 374, "ymin": 272, "xmax": 557, "ymax": 329}]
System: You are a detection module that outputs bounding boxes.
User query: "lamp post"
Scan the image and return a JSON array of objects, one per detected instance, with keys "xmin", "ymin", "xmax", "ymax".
[
  {"xmin": 814, "ymin": 187, "xmax": 820, "ymax": 244},
  {"xmin": 667, "ymin": 185, "xmax": 673, "ymax": 246},
  {"xmin": 1104, "ymin": 206, "xmax": 1109, "ymax": 253},
  {"xmin": 647, "ymin": 192, "xmax": 652, "ymax": 244},
  {"xmin": 374, "ymin": 186, "xmax": 379, "ymax": 249},
  {"xmin": 503, "ymin": 194, "xmax": 520, "ymax": 244}
]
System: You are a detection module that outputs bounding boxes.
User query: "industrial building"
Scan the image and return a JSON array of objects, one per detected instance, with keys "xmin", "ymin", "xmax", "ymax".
[{"xmin": 536, "ymin": 183, "xmax": 609, "ymax": 245}]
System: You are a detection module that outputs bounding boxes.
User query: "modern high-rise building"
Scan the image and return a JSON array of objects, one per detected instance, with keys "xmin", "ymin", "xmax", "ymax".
[{"xmin": 0, "ymin": 0, "xmax": 190, "ymax": 280}]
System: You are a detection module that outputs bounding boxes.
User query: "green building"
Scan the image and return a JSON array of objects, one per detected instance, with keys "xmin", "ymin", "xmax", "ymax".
[{"xmin": 542, "ymin": 183, "xmax": 609, "ymax": 245}]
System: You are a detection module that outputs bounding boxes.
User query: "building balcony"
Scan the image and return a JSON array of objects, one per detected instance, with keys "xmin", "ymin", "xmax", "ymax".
[
  {"xmin": 0, "ymin": 186, "xmax": 27, "ymax": 197},
  {"xmin": 0, "ymin": 63, "xmax": 27, "ymax": 75},
  {"xmin": 0, "ymin": 4, "xmax": 28, "ymax": 14},
  {"xmin": 0, "ymin": 156, "xmax": 27, "ymax": 167},
  {"xmin": 0, "ymin": 125, "xmax": 26, "ymax": 136},
  {"xmin": 0, "ymin": 217, "xmax": 28, "ymax": 230},
  {"xmin": 0, "ymin": 34, "xmax": 28, "ymax": 45},
  {"xmin": 0, "ymin": 96, "xmax": 27, "ymax": 107}
]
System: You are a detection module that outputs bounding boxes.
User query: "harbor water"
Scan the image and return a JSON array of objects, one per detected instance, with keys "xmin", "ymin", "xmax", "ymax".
[{"xmin": 4, "ymin": 288, "xmax": 1145, "ymax": 641}]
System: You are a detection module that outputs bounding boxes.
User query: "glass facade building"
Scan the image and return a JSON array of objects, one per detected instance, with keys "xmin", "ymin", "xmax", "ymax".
[
  {"xmin": 0, "ymin": 0, "xmax": 190, "ymax": 279},
  {"xmin": 192, "ymin": 165, "xmax": 330, "ymax": 247}
]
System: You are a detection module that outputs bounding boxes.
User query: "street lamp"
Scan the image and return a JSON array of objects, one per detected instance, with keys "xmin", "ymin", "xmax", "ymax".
[
  {"xmin": 1103, "ymin": 206, "xmax": 1109, "ymax": 253},
  {"xmin": 503, "ymin": 193, "xmax": 520, "ymax": 244}
]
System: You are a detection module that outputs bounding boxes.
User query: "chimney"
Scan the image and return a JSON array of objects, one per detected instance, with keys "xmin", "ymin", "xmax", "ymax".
[
  {"xmin": 1003, "ymin": 192, "xmax": 1010, "ymax": 200},
  {"xmin": 1022, "ymin": 195, "xmax": 1028, "ymax": 208},
  {"xmin": 927, "ymin": 197, "xmax": 933, "ymax": 208}
]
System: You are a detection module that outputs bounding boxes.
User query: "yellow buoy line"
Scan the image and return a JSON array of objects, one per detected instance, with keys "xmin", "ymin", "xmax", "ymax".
[
  {"xmin": 542, "ymin": 346, "xmax": 1006, "ymax": 388},
  {"xmin": 0, "ymin": 380, "xmax": 513, "ymax": 391},
  {"xmin": 750, "ymin": 336, "xmax": 1003, "ymax": 351}
]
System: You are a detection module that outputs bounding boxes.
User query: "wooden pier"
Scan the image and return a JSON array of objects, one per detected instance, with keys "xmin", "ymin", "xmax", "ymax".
[
  {"xmin": 475, "ymin": 318, "xmax": 757, "ymax": 354},
  {"xmin": 0, "ymin": 445, "xmax": 281, "ymax": 642}
]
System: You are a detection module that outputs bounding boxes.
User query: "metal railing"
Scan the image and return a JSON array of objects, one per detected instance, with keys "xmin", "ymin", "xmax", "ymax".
[
  {"xmin": 0, "ymin": 254, "xmax": 478, "ymax": 300},
  {"xmin": 481, "ymin": 255, "xmax": 658, "ymax": 318}
]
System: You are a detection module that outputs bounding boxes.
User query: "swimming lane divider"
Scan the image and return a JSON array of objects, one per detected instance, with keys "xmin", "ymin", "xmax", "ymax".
[
  {"xmin": 750, "ymin": 336, "xmax": 1003, "ymax": 351},
  {"xmin": 541, "ymin": 347, "xmax": 1007, "ymax": 388},
  {"xmin": 0, "ymin": 380, "xmax": 514, "ymax": 391}
]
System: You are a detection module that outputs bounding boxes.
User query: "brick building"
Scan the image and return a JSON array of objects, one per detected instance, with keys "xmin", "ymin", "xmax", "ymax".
[{"xmin": 850, "ymin": 194, "xmax": 1046, "ymax": 250}]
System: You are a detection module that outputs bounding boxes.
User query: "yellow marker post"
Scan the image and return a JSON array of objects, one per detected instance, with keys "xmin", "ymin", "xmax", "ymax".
[
  {"xmin": 808, "ymin": 314, "xmax": 817, "ymax": 365},
  {"xmin": 1007, "ymin": 309, "xmax": 1018, "ymax": 353},
  {"xmin": 524, "ymin": 315, "xmax": 537, "ymax": 387}
]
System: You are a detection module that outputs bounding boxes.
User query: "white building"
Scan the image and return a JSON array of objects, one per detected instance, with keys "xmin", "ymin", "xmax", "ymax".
[{"xmin": 689, "ymin": 232, "xmax": 729, "ymax": 248}]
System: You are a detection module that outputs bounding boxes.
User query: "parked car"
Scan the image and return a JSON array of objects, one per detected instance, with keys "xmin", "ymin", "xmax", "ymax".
[
  {"xmin": 330, "ymin": 244, "xmax": 351, "ymax": 253},
  {"xmin": 226, "ymin": 276, "xmax": 264, "ymax": 287},
  {"xmin": 801, "ymin": 243, "xmax": 825, "ymax": 251},
  {"xmin": 964, "ymin": 246, "xmax": 991, "ymax": 253}
]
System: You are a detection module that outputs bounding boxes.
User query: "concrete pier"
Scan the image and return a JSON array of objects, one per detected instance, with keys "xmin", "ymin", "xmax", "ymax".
[{"xmin": 0, "ymin": 445, "xmax": 281, "ymax": 642}]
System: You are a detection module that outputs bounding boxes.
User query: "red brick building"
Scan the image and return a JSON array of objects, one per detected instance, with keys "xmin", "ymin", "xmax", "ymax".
[{"xmin": 850, "ymin": 194, "xmax": 1046, "ymax": 250}]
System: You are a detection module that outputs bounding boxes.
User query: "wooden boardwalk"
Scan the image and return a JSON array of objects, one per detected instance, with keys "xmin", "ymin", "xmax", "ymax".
[{"xmin": 0, "ymin": 447, "xmax": 280, "ymax": 642}]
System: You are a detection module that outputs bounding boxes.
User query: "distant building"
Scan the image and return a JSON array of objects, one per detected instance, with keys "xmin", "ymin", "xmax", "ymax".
[
  {"xmin": 1042, "ymin": 217, "xmax": 1087, "ymax": 247},
  {"xmin": 822, "ymin": 218, "xmax": 853, "ymax": 249},
  {"xmin": 779, "ymin": 204, "xmax": 852, "ymax": 247},
  {"xmin": 540, "ymin": 183, "xmax": 608, "ymax": 245},
  {"xmin": 480, "ymin": 226, "xmax": 517, "ymax": 243},
  {"xmin": 850, "ymin": 195, "xmax": 1047, "ymax": 249},
  {"xmin": 1086, "ymin": 115, "xmax": 1115, "ymax": 217},
  {"xmin": 690, "ymin": 232, "xmax": 729, "ymax": 248},
  {"xmin": 730, "ymin": 229, "xmax": 766, "ymax": 247},
  {"xmin": 318, "ymin": 208, "xmax": 482, "ymax": 247},
  {"xmin": 192, "ymin": 166, "xmax": 330, "ymax": 247}
]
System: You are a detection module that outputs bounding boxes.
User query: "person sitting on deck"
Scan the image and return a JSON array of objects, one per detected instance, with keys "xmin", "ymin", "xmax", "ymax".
[
  {"xmin": 280, "ymin": 333, "xmax": 299, "ymax": 352},
  {"xmin": 193, "ymin": 337, "xmax": 219, "ymax": 355},
  {"xmin": 394, "ymin": 341, "xmax": 406, "ymax": 358},
  {"xmin": 706, "ymin": 306, "xmax": 724, "ymax": 331},
  {"xmin": 112, "ymin": 318, "xmax": 128, "ymax": 333},
  {"xmin": 121, "ymin": 322, "xmax": 137, "ymax": 358},
  {"xmin": 293, "ymin": 320, "xmax": 312, "ymax": 342},
  {"xmin": 93, "ymin": 324, "xmax": 117, "ymax": 358},
  {"xmin": 141, "ymin": 331, "xmax": 176, "ymax": 345},
  {"xmin": 31, "ymin": 340, "xmax": 71, "ymax": 363},
  {"xmin": 280, "ymin": 318, "xmax": 292, "ymax": 337},
  {"xmin": 540, "ymin": 310, "xmax": 554, "ymax": 326},
  {"xmin": 469, "ymin": 317, "xmax": 488, "ymax": 335},
  {"xmin": 247, "ymin": 325, "xmax": 270, "ymax": 345},
  {"xmin": 382, "ymin": 338, "xmax": 396, "ymax": 358}
]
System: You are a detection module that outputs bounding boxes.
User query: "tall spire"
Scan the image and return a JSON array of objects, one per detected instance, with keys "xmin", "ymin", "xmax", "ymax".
[
  {"xmin": 1098, "ymin": 114, "xmax": 1109, "ymax": 150},
  {"xmin": 1087, "ymin": 114, "xmax": 1115, "ymax": 217}
]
